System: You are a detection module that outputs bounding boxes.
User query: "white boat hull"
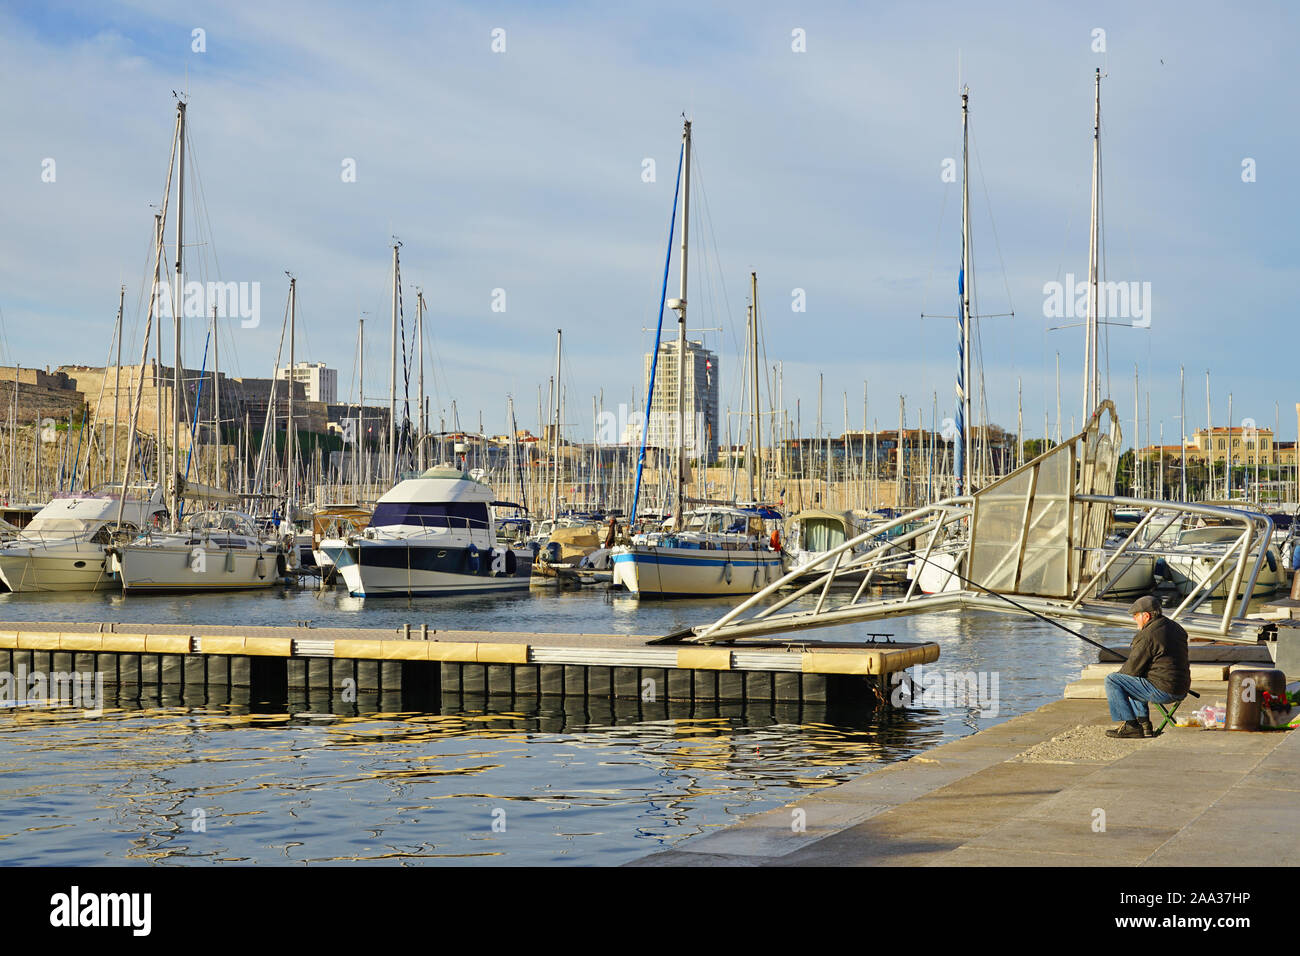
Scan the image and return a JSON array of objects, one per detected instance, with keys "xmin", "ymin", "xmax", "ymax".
[
  {"xmin": 323, "ymin": 541, "xmax": 532, "ymax": 597},
  {"xmin": 612, "ymin": 544, "xmax": 783, "ymax": 597},
  {"xmin": 0, "ymin": 543, "xmax": 118, "ymax": 592},
  {"xmin": 1094, "ymin": 553, "xmax": 1156, "ymax": 599},
  {"xmin": 908, "ymin": 551, "xmax": 964, "ymax": 594},
  {"xmin": 1162, "ymin": 550, "xmax": 1283, "ymax": 599},
  {"xmin": 112, "ymin": 542, "xmax": 281, "ymax": 592}
]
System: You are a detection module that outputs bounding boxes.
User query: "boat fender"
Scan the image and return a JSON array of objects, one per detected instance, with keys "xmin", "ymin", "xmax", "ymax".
[
  {"xmin": 276, "ymin": 553, "xmax": 286, "ymax": 577},
  {"xmin": 256, "ymin": 553, "xmax": 267, "ymax": 579},
  {"xmin": 1266, "ymin": 550, "xmax": 1277, "ymax": 573},
  {"xmin": 466, "ymin": 544, "xmax": 481, "ymax": 573},
  {"xmin": 723, "ymin": 560, "xmax": 733, "ymax": 585}
]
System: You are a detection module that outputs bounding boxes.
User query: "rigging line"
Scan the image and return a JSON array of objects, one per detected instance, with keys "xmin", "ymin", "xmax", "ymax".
[
  {"xmin": 251, "ymin": 290, "xmax": 293, "ymax": 496},
  {"xmin": 970, "ymin": 128, "xmax": 1017, "ymax": 319},
  {"xmin": 690, "ymin": 146, "xmax": 740, "ymax": 358},
  {"xmin": 919, "ymin": 126, "xmax": 960, "ymax": 327},
  {"xmin": 184, "ymin": 125, "xmax": 233, "ymax": 372},
  {"xmin": 396, "ymin": 264, "xmax": 412, "ymax": 468},
  {"xmin": 1101, "ymin": 171, "xmax": 1112, "ymax": 405},
  {"xmin": 630, "ymin": 140, "xmax": 684, "ymax": 523},
  {"xmin": 971, "ymin": 127, "xmax": 1018, "ymax": 423},
  {"xmin": 123, "ymin": 212, "xmax": 159, "ymax": 359},
  {"xmin": 756, "ymin": 281, "xmax": 773, "ymax": 469}
]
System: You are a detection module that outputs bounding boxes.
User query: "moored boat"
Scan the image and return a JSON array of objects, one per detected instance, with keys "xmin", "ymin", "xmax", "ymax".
[
  {"xmin": 0, "ymin": 485, "xmax": 166, "ymax": 592},
  {"xmin": 109, "ymin": 509, "xmax": 285, "ymax": 592},
  {"xmin": 318, "ymin": 465, "xmax": 532, "ymax": 597}
]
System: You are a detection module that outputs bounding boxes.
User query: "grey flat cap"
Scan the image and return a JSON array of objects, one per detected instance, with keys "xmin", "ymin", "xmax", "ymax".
[{"xmin": 1128, "ymin": 594, "xmax": 1162, "ymax": 616}]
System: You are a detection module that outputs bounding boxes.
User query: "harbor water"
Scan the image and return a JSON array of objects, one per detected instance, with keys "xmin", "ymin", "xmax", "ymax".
[{"xmin": 0, "ymin": 586, "xmax": 1102, "ymax": 865}]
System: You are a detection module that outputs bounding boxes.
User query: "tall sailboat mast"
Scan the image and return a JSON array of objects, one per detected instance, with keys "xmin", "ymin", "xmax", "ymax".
[
  {"xmin": 956, "ymin": 87, "xmax": 973, "ymax": 496},
  {"xmin": 1083, "ymin": 68, "xmax": 1102, "ymax": 422},
  {"xmin": 212, "ymin": 303, "xmax": 221, "ymax": 490},
  {"xmin": 111, "ymin": 284, "xmax": 124, "ymax": 485},
  {"xmin": 116, "ymin": 105, "xmax": 179, "ymax": 530},
  {"xmin": 170, "ymin": 98, "xmax": 186, "ymax": 529},
  {"xmin": 357, "ymin": 317, "xmax": 365, "ymax": 491},
  {"xmin": 669, "ymin": 118, "xmax": 692, "ymax": 531},
  {"xmin": 551, "ymin": 329, "xmax": 562, "ymax": 519},
  {"xmin": 416, "ymin": 288, "xmax": 426, "ymax": 472},
  {"xmin": 389, "ymin": 241, "xmax": 400, "ymax": 481},
  {"xmin": 749, "ymin": 271, "xmax": 763, "ymax": 502},
  {"xmin": 286, "ymin": 275, "xmax": 296, "ymax": 507}
]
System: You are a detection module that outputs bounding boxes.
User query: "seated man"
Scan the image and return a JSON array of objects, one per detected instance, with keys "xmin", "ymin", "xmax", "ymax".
[{"xmin": 1104, "ymin": 594, "xmax": 1191, "ymax": 738}]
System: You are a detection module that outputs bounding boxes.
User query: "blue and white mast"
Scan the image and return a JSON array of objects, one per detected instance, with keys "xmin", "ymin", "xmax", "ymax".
[
  {"xmin": 669, "ymin": 119, "xmax": 692, "ymax": 531},
  {"xmin": 955, "ymin": 87, "xmax": 972, "ymax": 496},
  {"xmin": 629, "ymin": 131, "xmax": 685, "ymax": 525},
  {"xmin": 1083, "ymin": 68, "xmax": 1102, "ymax": 425}
]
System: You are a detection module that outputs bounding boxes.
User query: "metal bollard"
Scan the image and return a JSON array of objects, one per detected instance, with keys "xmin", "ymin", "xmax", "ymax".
[{"xmin": 1225, "ymin": 668, "xmax": 1285, "ymax": 731}]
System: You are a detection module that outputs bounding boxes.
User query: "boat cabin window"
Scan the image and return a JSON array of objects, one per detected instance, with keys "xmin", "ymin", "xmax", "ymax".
[
  {"xmin": 371, "ymin": 501, "xmax": 490, "ymax": 529},
  {"xmin": 802, "ymin": 519, "xmax": 846, "ymax": 552}
]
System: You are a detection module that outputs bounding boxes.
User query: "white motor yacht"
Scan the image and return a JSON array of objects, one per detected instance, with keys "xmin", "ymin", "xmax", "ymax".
[
  {"xmin": 317, "ymin": 465, "xmax": 532, "ymax": 597},
  {"xmin": 0, "ymin": 484, "xmax": 166, "ymax": 592},
  {"xmin": 1160, "ymin": 524, "xmax": 1285, "ymax": 599}
]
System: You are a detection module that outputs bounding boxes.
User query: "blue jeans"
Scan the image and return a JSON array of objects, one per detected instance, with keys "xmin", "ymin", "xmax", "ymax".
[{"xmin": 1104, "ymin": 672, "xmax": 1180, "ymax": 722}]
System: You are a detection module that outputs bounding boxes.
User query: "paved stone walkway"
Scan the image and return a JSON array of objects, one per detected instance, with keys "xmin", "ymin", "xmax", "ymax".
[{"xmin": 629, "ymin": 696, "xmax": 1300, "ymax": 866}]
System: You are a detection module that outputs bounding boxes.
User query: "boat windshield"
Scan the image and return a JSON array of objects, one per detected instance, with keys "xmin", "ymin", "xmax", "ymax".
[
  {"xmin": 22, "ymin": 517, "xmax": 94, "ymax": 536},
  {"xmin": 185, "ymin": 511, "xmax": 255, "ymax": 536}
]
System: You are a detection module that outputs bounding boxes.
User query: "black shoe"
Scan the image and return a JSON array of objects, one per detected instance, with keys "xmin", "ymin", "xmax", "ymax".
[
  {"xmin": 1138, "ymin": 718, "xmax": 1154, "ymax": 737},
  {"xmin": 1105, "ymin": 720, "xmax": 1147, "ymax": 739}
]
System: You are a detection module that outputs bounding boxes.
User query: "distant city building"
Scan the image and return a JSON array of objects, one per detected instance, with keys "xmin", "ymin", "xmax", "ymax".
[
  {"xmin": 642, "ymin": 340, "xmax": 719, "ymax": 462},
  {"xmin": 1191, "ymin": 426, "xmax": 1283, "ymax": 465},
  {"xmin": 278, "ymin": 362, "xmax": 337, "ymax": 404}
]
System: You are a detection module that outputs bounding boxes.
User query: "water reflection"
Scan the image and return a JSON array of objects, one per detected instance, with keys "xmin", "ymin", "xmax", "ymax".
[
  {"xmin": 0, "ymin": 587, "xmax": 1120, "ymax": 864},
  {"xmin": 0, "ymin": 696, "xmax": 948, "ymax": 866}
]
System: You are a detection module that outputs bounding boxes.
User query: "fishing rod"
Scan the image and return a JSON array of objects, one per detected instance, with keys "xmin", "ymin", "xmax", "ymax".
[
  {"xmin": 889, "ymin": 535, "xmax": 1203, "ymax": 699},
  {"xmin": 856, "ymin": 536, "xmax": 1200, "ymax": 699},
  {"xmin": 663, "ymin": 523, "xmax": 1191, "ymax": 677},
  {"xmin": 872, "ymin": 533, "xmax": 1132, "ymax": 662}
]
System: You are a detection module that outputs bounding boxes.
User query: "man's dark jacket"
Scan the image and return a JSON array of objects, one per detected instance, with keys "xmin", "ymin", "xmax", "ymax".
[{"xmin": 1120, "ymin": 613, "xmax": 1191, "ymax": 697}]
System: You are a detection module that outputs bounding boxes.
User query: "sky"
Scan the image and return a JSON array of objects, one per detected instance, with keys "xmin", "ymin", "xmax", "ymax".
[{"xmin": 1, "ymin": 0, "xmax": 1296, "ymax": 450}]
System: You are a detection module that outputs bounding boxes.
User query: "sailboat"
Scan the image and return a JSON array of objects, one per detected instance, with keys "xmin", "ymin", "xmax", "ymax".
[
  {"xmin": 0, "ymin": 103, "xmax": 188, "ymax": 593},
  {"xmin": 109, "ymin": 98, "xmax": 287, "ymax": 593},
  {"xmin": 611, "ymin": 119, "xmax": 784, "ymax": 598}
]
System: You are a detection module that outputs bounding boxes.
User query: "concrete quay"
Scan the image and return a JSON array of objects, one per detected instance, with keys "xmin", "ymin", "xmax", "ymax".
[{"xmin": 629, "ymin": 690, "xmax": 1299, "ymax": 867}]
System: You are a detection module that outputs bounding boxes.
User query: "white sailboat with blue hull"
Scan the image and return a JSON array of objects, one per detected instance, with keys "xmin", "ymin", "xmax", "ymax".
[{"xmin": 611, "ymin": 118, "xmax": 783, "ymax": 598}]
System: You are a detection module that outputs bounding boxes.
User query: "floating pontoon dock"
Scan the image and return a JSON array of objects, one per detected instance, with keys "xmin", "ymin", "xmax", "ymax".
[{"xmin": 0, "ymin": 622, "xmax": 939, "ymax": 711}]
